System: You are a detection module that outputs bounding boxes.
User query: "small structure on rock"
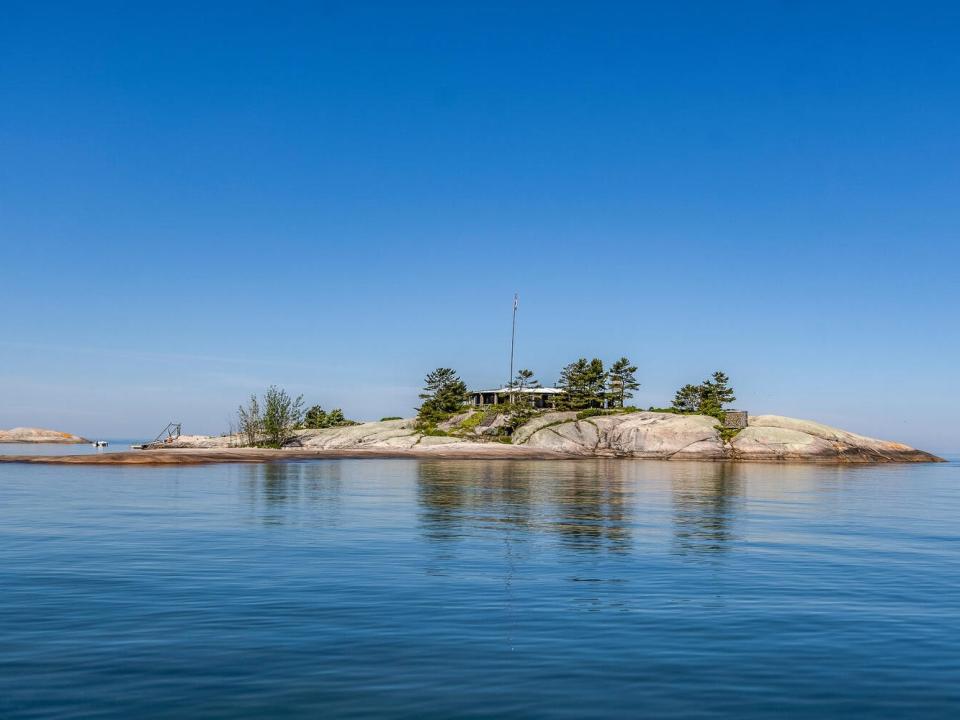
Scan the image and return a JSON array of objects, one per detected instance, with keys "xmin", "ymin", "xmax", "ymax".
[{"xmin": 722, "ymin": 410, "xmax": 749, "ymax": 430}]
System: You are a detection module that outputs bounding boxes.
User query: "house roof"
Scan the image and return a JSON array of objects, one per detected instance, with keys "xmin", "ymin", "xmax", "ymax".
[{"xmin": 470, "ymin": 387, "xmax": 564, "ymax": 394}]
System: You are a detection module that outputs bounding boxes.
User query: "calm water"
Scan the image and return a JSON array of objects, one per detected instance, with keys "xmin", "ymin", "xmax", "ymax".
[{"xmin": 1, "ymin": 455, "xmax": 958, "ymax": 719}]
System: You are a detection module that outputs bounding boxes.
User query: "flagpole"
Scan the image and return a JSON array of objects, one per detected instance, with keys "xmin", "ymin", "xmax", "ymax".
[{"xmin": 509, "ymin": 293, "xmax": 518, "ymax": 394}]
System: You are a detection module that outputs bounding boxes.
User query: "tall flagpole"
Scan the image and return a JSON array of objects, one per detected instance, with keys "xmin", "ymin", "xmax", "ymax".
[{"xmin": 509, "ymin": 293, "xmax": 518, "ymax": 391}]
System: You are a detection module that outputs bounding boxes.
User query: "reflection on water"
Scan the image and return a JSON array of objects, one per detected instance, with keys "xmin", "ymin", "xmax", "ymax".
[
  {"xmin": 242, "ymin": 462, "xmax": 343, "ymax": 526},
  {"xmin": 416, "ymin": 459, "xmax": 747, "ymax": 559},
  {"xmin": 416, "ymin": 460, "xmax": 633, "ymax": 553},
  {"xmin": 670, "ymin": 463, "xmax": 745, "ymax": 558},
  {"xmin": 1, "ymin": 457, "xmax": 958, "ymax": 718}
]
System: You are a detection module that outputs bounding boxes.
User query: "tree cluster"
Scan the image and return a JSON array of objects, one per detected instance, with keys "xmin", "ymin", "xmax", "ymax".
[
  {"xmin": 555, "ymin": 356, "xmax": 640, "ymax": 410},
  {"xmin": 304, "ymin": 405, "xmax": 354, "ymax": 429},
  {"xmin": 671, "ymin": 371, "xmax": 736, "ymax": 419},
  {"xmin": 236, "ymin": 387, "xmax": 359, "ymax": 447}
]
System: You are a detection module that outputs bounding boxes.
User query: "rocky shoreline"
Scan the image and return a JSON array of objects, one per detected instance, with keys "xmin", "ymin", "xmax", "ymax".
[{"xmin": 0, "ymin": 412, "xmax": 942, "ymax": 465}]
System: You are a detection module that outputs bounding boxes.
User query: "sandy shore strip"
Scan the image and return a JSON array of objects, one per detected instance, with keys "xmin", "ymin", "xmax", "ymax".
[{"xmin": 0, "ymin": 445, "xmax": 579, "ymax": 465}]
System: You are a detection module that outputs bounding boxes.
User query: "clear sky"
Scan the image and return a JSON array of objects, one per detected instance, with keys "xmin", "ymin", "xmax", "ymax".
[{"xmin": 1, "ymin": 1, "xmax": 958, "ymax": 450}]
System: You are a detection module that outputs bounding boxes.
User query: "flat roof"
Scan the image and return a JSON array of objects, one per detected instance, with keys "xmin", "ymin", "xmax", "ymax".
[{"xmin": 470, "ymin": 387, "xmax": 563, "ymax": 394}]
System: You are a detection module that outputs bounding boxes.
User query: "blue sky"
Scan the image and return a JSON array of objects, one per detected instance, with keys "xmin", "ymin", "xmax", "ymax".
[{"xmin": 1, "ymin": 1, "xmax": 958, "ymax": 449}]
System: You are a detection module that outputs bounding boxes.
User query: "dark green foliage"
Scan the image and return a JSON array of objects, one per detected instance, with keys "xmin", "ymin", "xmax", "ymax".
[
  {"xmin": 416, "ymin": 368, "xmax": 468, "ymax": 433},
  {"xmin": 670, "ymin": 371, "xmax": 737, "ymax": 421},
  {"xmin": 671, "ymin": 384, "xmax": 702, "ymax": 413},
  {"xmin": 606, "ymin": 357, "xmax": 640, "ymax": 408},
  {"xmin": 575, "ymin": 408, "xmax": 608, "ymax": 420},
  {"xmin": 575, "ymin": 406, "xmax": 641, "ymax": 421},
  {"xmin": 326, "ymin": 408, "xmax": 348, "ymax": 426},
  {"xmin": 418, "ymin": 368, "xmax": 468, "ymax": 416},
  {"xmin": 380, "ymin": 416, "xmax": 403, "ymax": 422},
  {"xmin": 701, "ymin": 371, "xmax": 736, "ymax": 408},
  {"xmin": 557, "ymin": 358, "xmax": 606, "ymax": 410},
  {"xmin": 304, "ymin": 405, "xmax": 327, "ymax": 429},
  {"xmin": 304, "ymin": 404, "xmax": 355, "ymax": 429}
]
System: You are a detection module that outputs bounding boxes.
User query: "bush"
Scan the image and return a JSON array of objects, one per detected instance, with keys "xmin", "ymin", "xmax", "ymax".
[
  {"xmin": 261, "ymin": 386, "xmax": 305, "ymax": 448},
  {"xmin": 576, "ymin": 408, "xmax": 608, "ymax": 420},
  {"xmin": 380, "ymin": 416, "xmax": 403, "ymax": 422},
  {"xmin": 414, "ymin": 408, "xmax": 452, "ymax": 435},
  {"xmin": 717, "ymin": 425, "xmax": 741, "ymax": 444},
  {"xmin": 304, "ymin": 405, "xmax": 357, "ymax": 429},
  {"xmin": 456, "ymin": 412, "xmax": 484, "ymax": 432}
]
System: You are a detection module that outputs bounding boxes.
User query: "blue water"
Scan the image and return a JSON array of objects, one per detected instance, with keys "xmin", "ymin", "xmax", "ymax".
[{"xmin": 1, "ymin": 456, "xmax": 958, "ymax": 719}]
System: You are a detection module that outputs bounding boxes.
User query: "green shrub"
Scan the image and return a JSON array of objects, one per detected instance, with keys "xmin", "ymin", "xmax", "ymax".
[
  {"xmin": 576, "ymin": 408, "xmax": 608, "ymax": 420},
  {"xmin": 380, "ymin": 416, "xmax": 403, "ymax": 421},
  {"xmin": 717, "ymin": 425, "xmax": 741, "ymax": 444},
  {"xmin": 575, "ymin": 407, "xmax": 641, "ymax": 421},
  {"xmin": 456, "ymin": 412, "xmax": 484, "ymax": 432}
]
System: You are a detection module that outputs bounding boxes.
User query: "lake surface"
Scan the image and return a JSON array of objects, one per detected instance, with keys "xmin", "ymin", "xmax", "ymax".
[{"xmin": 1, "ymin": 455, "xmax": 958, "ymax": 719}]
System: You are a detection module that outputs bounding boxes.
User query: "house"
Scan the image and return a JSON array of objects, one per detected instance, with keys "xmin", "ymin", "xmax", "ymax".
[{"xmin": 469, "ymin": 386, "xmax": 564, "ymax": 409}]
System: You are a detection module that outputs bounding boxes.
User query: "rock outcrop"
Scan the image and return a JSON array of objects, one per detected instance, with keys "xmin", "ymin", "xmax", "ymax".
[
  {"xmin": 517, "ymin": 412, "xmax": 941, "ymax": 463},
  {"xmin": 728, "ymin": 415, "xmax": 940, "ymax": 462},
  {"xmin": 155, "ymin": 413, "xmax": 942, "ymax": 463},
  {"xmin": 0, "ymin": 427, "xmax": 89, "ymax": 444},
  {"xmin": 520, "ymin": 412, "xmax": 725, "ymax": 458}
]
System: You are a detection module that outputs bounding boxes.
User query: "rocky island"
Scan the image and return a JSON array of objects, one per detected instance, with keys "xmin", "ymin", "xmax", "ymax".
[
  {"xmin": 0, "ymin": 427, "xmax": 89, "ymax": 444},
  {"xmin": 0, "ymin": 412, "xmax": 942, "ymax": 464},
  {"xmin": 172, "ymin": 411, "xmax": 941, "ymax": 462}
]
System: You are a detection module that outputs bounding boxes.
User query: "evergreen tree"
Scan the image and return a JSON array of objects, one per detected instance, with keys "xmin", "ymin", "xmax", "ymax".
[
  {"xmin": 606, "ymin": 357, "xmax": 640, "ymax": 408},
  {"xmin": 512, "ymin": 368, "xmax": 539, "ymax": 406},
  {"xmin": 670, "ymin": 371, "xmax": 736, "ymax": 419},
  {"xmin": 672, "ymin": 384, "xmax": 702, "ymax": 413},
  {"xmin": 304, "ymin": 405, "xmax": 328, "ymax": 429},
  {"xmin": 513, "ymin": 368, "xmax": 539, "ymax": 391},
  {"xmin": 557, "ymin": 358, "xmax": 606, "ymax": 409},
  {"xmin": 304, "ymin": 405, "xmax": 353, "ymax": 429},
  {"xmin": 701, "ymin": 371, "xmax": 736, "ymax": 407},
  {"xmin": 418, "ymin": 368, "xmax": 468, "ymax": 415}
]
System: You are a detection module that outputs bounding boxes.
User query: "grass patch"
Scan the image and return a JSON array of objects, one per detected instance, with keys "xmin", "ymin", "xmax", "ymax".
[
  {"xmin": 575, "ymin": 407, "xmax": 641, "ymax": 420},
  {"xmin": 456, "ymin": 412, "xmax": 484, "ymax": 432}
]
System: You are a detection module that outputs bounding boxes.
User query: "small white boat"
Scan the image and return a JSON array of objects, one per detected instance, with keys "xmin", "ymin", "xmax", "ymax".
[{"xmin": 92, "ymin": 440, "xmax": 108, "ymax": 448}]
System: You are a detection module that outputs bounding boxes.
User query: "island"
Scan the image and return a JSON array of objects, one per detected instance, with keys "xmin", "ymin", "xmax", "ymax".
[
  {"xmin": 0, "ymin": 413, "xmax": 942, "ymax": 464},
  {"xmin": 0, "ymin": 365, "xmax": 944, "ymax": 465},
  {"xmin": 0, "ymin": 427, "xmax": 89, "ymax": 444}
]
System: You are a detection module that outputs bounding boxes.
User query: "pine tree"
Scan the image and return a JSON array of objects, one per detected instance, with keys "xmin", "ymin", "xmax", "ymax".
[
  {"xmin": 670, "ymin": 371, "xmax": 736, "ymax": 419},
  {"xmin": 418, "ymin": 368, "xmax": 468, "ymax": 415},
  {"xmin": 326, "ymin": 408, "xmax": 347, "ymax": 426},
  {"xmin": 672, "ymin": 384, "xmax": 702, "ymax": 413},
  {"xmin": 304, "ymin": 405, "xmax": 328, "ymax": 429},
  {"xmin": 606, "ymin": 357, "xmax": 640, "ymax": 408},
  {"xmin": 557, "ymin": 358, "xmax": 606, "ymax": 409},
  {"xmin": 512, "ymin": 368, "xmax": 539, "ymax": 406}
]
